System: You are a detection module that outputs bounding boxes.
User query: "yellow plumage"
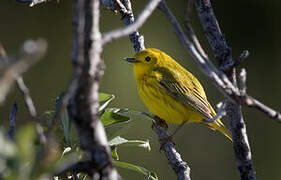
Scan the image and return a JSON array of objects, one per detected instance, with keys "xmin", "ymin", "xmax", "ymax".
[{"xmin": 126, "ymin": 48, "xmax": 232, "ymax": 141}]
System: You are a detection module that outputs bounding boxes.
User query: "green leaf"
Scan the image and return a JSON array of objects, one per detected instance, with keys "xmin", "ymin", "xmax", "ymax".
[
  {"xmin": 101, "ymin": 108, "xmax": 130, "ymax": 127},
  {"xmin": 99, "ymin": 93, "xmax": 115, "ymax": 112},
  {"xmin": 111, "ymin": 147, "xmax": 119, "ymax": 160},
  {"xmin": 118, "ymin": 109, "xmax": 155, "ymax": 122},
  {"xmin": 55, "ymin": 94, "xmax": 72, "ymax": 145},
  {"xmin": 114, "ymin": 161, "xmax": 158, "ymax": 180},
  {"xmin": 61, "ymin": 107, "xmax": 72, "ymax": 145},
  {"xmin": 16, "ymin": 124, "xmax": 36, "ymax": 163},
  {"xmin": 101, "ymin": 108, "xmax": 132, "ymax": 139},
  {"xmin": 108, "ymin": 136, "xmax": 151, "ymax": 151}
]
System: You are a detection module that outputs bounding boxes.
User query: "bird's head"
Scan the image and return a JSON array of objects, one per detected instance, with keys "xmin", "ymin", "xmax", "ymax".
[{"xmin": 125, "ymin": 48, "xmax": 163, "ymax": 78}]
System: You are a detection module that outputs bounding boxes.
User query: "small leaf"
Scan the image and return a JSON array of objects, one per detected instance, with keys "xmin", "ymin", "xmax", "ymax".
[
  {"xmin": 99, "ymin": 93, "xmax": 115, "ymax": 112},
  {"xmin": 61, "ymin": 108, "xmax": 72, "ymax": 145},
  {"xmin": 60, "ymin": 147, "xmax": 72, "ymax": 160},
  {"xmin": 118, "ymin": 109, "xmax": 155, "ymax": 122},
  {"xmin": 108, "ymin": 136, "xmax": 151, "ymax": 151},
  {"xmin": 55, "ymin": 94, "xmax": 72, "ymax": 145},
  {"xmin": 114, "ymin": 161, "xmax": 158, "ymax": 180},
  {"xmin": 101, "ymin": 108, "xmax": 130, "ymax": 127},
  {"xmin": 111, "ymin": 147, "xmax": 119, "ymax": 160},
  {"xmin": 108, "ymin": 136, "xmax": 127, "ymax": 146}
]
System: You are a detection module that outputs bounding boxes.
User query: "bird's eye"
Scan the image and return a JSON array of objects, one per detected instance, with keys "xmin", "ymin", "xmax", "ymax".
[{"xmin": 145, "ymin": 56, "xmax": 151, "ymax": 62}]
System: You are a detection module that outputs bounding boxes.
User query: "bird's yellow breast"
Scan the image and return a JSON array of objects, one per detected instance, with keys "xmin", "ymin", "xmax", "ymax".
[{"xmin": 136, "ymin": 74, "xmax": 204, "ymax": 124}]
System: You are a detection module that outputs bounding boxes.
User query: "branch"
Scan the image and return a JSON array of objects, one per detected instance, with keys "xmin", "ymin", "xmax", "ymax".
[
  {"xmin": 7, "ymin": 103, "xmax": 17, "ymax": 139},
  {"xmin": 152, "ymin": 117, "xmax": 191, "ymax": 180},
  {"xmin": 101, "ymin": 0, "xmax": 162, "ymax": 45},
  {"xmin": 116, "ymin": 0, "xmax": 145, "ymax": 52},
  {"xmin": 16, "ymin": 77, "xmax": 47, "ymax": 144},
  {"xmin": 0, "ymin": 39, "xmax": 47, "ymax": 104},
  {"xmin": 184, "ymin": 3, "xmax": 209, "ymax": 60},
  {"xmin": 194, "ymin": 1, "xmax": 256, "ymax": 180},
  {"xmin": 69, "ymin": 0, "xmax": 119, "ymax": 179},
  {"xmin": 14, "ymin": 0, "xmax": 52, "ymax": 7},
  {"xmin": 102, "ymin": 0, "xmax": 191, "ymax": 179}
]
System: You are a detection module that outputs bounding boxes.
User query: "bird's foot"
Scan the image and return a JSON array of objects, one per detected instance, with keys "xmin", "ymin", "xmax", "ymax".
[{"xmin": 153, "ymin": 116, "xmax": 168, "ymax": 129}]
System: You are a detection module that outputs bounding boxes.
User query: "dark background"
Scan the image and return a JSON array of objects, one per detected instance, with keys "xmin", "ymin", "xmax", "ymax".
[{"xmin": 1, "ymin": 0, "xmax": 281, "ymax": 179}]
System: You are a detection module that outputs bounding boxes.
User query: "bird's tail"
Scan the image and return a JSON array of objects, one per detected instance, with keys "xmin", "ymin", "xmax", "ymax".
[
  {"xmin": 203, "ymin": 119, "xmax": 232, "ymax": 141},
  {"xmin": 203, "ymin": 102, "xmax": 232, "ymax": 141}
]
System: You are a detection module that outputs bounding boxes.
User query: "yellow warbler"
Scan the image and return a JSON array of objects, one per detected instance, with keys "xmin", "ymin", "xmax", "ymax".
[{"xmin": 126, "ymin": 48, "xmax": 232, "ymax": 141}]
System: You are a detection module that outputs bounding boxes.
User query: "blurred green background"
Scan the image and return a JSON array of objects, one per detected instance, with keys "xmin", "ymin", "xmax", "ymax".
[{"xmin": 1, "ymin": 0, "xmax": 281, "ymax": 179}]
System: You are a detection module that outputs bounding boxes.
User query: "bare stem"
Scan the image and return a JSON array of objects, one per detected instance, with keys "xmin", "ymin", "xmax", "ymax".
[
  {"xmin": 101, "ymin": 0, "xmax": 162, "ymax": 45},
  {"xmin": 69, "ymin": 0, "xmax": 120, "ymax": 179}
]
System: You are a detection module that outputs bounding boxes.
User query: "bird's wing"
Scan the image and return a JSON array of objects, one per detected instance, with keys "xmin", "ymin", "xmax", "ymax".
[{"xmin": 154, "ymin": 66, "xmax": 213, "ymax": 119}]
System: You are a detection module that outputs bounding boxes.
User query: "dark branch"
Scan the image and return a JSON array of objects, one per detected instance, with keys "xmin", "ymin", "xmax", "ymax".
[
  {"xmin": 194, "ymin": 0, "xmax": 232, "ymax": 68},
  {"xmin": 7, "ymin": 103, "xmax": 17, "ymax": 139},
  {"xmin": 222, "ymin": 50, "xmax": 249, "ymax": 72},
  {"xmin": 101, "ymin": 0, "xmax": 162, "ymax": 47},
  {"xmin": 194, "ymin": 1, "xmax": 256, "ymax": 180}
]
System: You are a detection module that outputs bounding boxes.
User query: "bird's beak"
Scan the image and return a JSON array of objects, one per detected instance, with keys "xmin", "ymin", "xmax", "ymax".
[{"xmin": 124, "ymin": 57, "xmax": 139, "ymax": 63}]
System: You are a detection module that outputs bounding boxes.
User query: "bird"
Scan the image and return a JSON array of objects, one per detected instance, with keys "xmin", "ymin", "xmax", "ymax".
[{"xmin": 125, "ymin": 48, "xmax": 232, "ymax": 141}]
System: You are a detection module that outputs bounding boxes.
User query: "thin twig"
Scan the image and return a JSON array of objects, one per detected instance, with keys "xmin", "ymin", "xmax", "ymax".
[
  {"xmin": 203, "ymin": 102, "xmax": 226, "ymax": 123},
  {"xmin": 29, "ymin": 0, "xmax": 48, "ymax": 6},
  {"xmin": 7, "ymin": 103, "xmax": 17, "ymax": 139},
  {"xmin": 16, "ymin": 77, "xmax": 46, "ymax": 144},
  {"xmin": 239, "ymin": 68, "xmax": 247, "ymax": 96},
  {"xmin": 101, "ymin": 0, "xmax": 162, "ymax": 45},
  {"xmin": 16, "ymin": 77, "xmax": 36, "ymax": 116},
  {"xmin": 0, "ymin": 39, "xmax": 47, "ymax": 104},
  {"xmin": 184, "ymin": 3, "xmax": 208, "ymax": 60},
  {"xmin": 222, "ymin": 50, "xmax": 249, "ymax": 72},
  {"xmin": 244, "ymin": 96, "xmax": 281, "ymax": 121}
]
